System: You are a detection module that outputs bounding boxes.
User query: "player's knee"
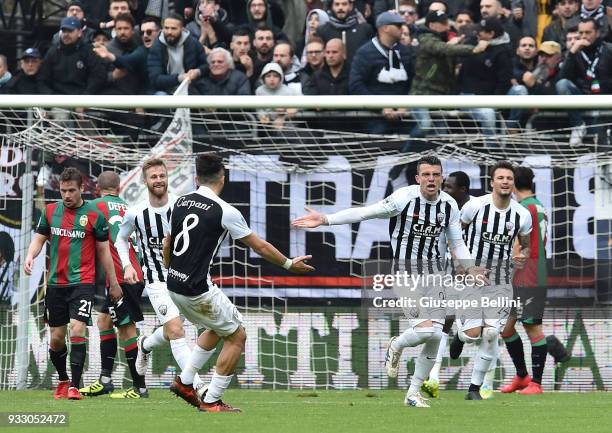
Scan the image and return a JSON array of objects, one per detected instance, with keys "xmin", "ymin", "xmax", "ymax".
[
  {"xmin": 482, "ymin": 327, "xmax": 498, "ymax": 344},
  {"xmin": 524, "ymin": 323, "xmax": 543, "ymax": 339},
  {"xmin": 96, "ymin": 314, "xmax": 113, "ymax": 331},
  {"xmin": 226, "ymin": 326, "xmax": 246, "ymax": 349},
  {"xmin": 414, "ymin": 326, "xmax": 436, "ymax": 343},
  {"xmin": 164, "ymin": 320, "xmax": 185, "ymax": 340},
  {"xmin": 70, "ymin": 321, "xmax": 87, "ymax": 337},
  {"xmin": 459, "ymin": 329, "xmax": 481, "ymax": 345},
  {"xmin": 49, "ymin": 331, "xmax": 66, "ymax": 350}
]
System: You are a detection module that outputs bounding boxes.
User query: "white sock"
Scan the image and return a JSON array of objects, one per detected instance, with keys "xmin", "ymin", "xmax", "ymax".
[
  {"xmin": 392, "ymin": 328, "xmax": 430, "ymax": 352},
  {"xmin": 470, "ymin": 338, "xmax": 496, "ymax": 387},
  {"xmin": 170, "ymin": 338, "xmax": 191, "ymax": 369},
  {"xmin": 179, "ymin": 345, "xmax": 216, "ymax": 386},
  {"xmin": 428, "ymin": 332, "xmax": 448, "ymax": 382},
  {"xmin": 408, "ymin": 334, "xmax": 439, "ymax": 395},
  {"xmin": 143, "ymin": 326, "xmax": 167, "ymax": 352},
  {"xmin": 483, "ymin": 341, "xmax": 499, "ymax": 388},
  {"xmin": 203, "ymin": 373, "xmax": 232, "ymax": 403}
]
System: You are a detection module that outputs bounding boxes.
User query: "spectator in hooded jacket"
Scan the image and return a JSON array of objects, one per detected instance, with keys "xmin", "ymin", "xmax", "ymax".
[
  {"xmin": 317, "ymin": 0, "xmax": 374, "ymax": 65},
  {"xmin": 38, "ymin": 16, "xmax": 106, "ymax": 95},
  {"xmin": 241, "ymin": 0, "xmax": 288, "ymax": 41},
  {"xmin": 147, "ymin": 13, "xmax": 208, "ymax": 95},
  {"xmin": 186, "ymin": 0, "xmax": 234, "ymax": 53}
]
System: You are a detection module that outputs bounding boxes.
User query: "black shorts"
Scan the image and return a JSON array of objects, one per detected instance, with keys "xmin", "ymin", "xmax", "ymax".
[
  {"xmin": 510, "ymin": 286, "xmax": 546, "ymax": 325},
  {"xmin": 45, "ymin": 285, "xmax": 95, "ymax": 327},
  {"xmin": 100, "ymin": 283, "xmax": 145, "ymax": 326}
]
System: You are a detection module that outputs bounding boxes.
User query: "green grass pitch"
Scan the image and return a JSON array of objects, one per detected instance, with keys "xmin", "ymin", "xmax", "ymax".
[{"xmin": 1, "ymin": 390, "xmax": 611, "ymax": 433}]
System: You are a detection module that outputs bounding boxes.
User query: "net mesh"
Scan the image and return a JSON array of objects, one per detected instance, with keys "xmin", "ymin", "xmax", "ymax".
[{"xmin": 0, "ymin": 104, "xmax": 611, "ymax": 391}]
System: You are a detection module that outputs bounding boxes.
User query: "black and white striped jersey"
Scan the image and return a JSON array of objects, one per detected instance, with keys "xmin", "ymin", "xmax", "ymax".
[
  {"xmin": 117, "ymin": 195, "xmax": 176, "ymax": 285},
  {"xmin": 461, "ymin": 194, "xmax": 532, "ymax": 284},
  {"xmin": 438, "ymin": 195, "xmax": 475, "ymax": 267},
  {"xmin": 380, "ymin": 185, "xmax": 463, "ymax": 274},
  {"xmin": 167, "ymin": 186, "xmax": 252, "ymax": 296}
]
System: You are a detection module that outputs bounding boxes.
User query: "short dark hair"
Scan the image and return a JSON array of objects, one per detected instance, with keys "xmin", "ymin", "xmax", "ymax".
[
  {"xmin": 566, "ymin": 24, "xmax": 579, "ymax": 34},
  {"xmin": 254, "ymin": 25, "xmax": 274, "ymax": 36},
  {"xmin": 114, "ymin": 13, "xmax": 134, "ymax": 28},
  {"xmin": 0, "ymin": 231, "xmax": 15, "ymax": 263},
  {"xmin": 196, "ymin": 154, "xmax": 224, "ymax": 183},
  {"xmin": 232, "ymin": 28, "xmax": 251, "ymax": 39},
  {"xmin": 490, "ymin": 160, "xmax": 515, "ymax": 179},
  {"xmin": 60, "ymin": 167, "xmax": 83, "ymax": 187},
  {"xmin": 448, "ymin": 171, "xmax": 470, "ymax": 191},
  {"xmin": 579, "ymin": 17, "xmax": 600, "ymax": 30},
  {"xmin": 416, "ymin": 155, "xmax": 442, "ymax": 173},
  {"xmin": 141, "ymin": 16, "xmax": 160, "ymax": 29},
  {"xmin": 165, "ymin": 12, "xmax": 185, "ymax": 26},
  {"xmin": 514, "ymin": 166, "xmax": 535, "ymax": 191},
  {"xmin": 456, "ymin": 9, "xmax": 474, "ymax": 20},
  {"xmin": 306, "ymin": 36, "xmax": 324, "ymax": 46}
]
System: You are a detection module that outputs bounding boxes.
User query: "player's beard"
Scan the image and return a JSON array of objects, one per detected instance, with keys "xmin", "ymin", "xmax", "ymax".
[{"xmin": 148, "ymin": 182, "xmax": 168, "ymax": 198}]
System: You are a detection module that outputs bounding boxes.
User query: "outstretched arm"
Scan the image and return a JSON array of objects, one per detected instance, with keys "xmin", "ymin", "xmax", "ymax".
[
  {"xmin": 292, "ymin": 198, "xmax": 398, "ymax": 229},
  {"xmin": 238, "ymin": 232, "xmax": 314, "ymax": 274}
]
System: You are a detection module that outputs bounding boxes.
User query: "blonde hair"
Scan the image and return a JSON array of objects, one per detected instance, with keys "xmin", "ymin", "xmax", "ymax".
[{"xmin": 142, "ymin": 158, "xmax": 167, "ymax": 178}]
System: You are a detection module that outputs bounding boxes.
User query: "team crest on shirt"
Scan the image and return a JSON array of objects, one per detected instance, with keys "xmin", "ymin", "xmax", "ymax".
[
  {"xmin": 79, "ymin": 215, "xmax": 88, "ymax": 227},
  {"xmin": 506, "ymin": 221, "xmax": 515, "ymax": 231},
  {"xmin": 437, "ymin": 212, "xmax": 445, "ymax": 225}
]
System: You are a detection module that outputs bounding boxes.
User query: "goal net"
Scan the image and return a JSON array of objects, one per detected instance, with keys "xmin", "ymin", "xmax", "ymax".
[{"xmin": 1, "ymin": 95, "xmax": 611, "ymax": 392}]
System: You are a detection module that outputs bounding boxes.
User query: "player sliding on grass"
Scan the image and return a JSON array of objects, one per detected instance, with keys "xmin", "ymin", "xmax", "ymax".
[
  {"xmin": 165, "ymin": 154, "xmax": 314, "ymax": 412},
  {"xmin": 293, "ymin": 156, "xmax": 488, "ymax": 408},
  {"xmin": 24, "ymin": 168, "xmax": 122, "ymax": 400}
]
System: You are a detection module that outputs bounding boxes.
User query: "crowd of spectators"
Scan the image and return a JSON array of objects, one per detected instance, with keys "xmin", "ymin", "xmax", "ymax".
[{"xmin": 2, "ymin": 0, "xmax": 612, "ymax": 145}]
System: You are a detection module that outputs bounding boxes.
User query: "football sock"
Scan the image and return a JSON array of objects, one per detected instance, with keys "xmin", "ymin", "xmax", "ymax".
[
  {"xmin": 99, "ymin": 329, "xmax": 117, "ymax": 380},
  {"xmin": 407, "ymin": 334, "xmax": 439, "ymax": 395},
  {"xmin": 483, "ymin": 339, "xmax": 500, "ymax": 388},
  {"xmin": 428, "ymin": 332, "xmax": 448, "ymax": 382},
  {"xmin": 470, "ymin": 333, "xmax": 496, "ymax": 390},
  {"xmin": 530, "ymin": 335, "xmax": 548, "ymax": 384},
  {"xmin": 203, "ymin": 373, "xmax": 232, "ymax": 403},
  {"xmin": 69, "ymin": 336, "xmax": 87, "ymax": 388},
  {"xmin": 123, "ymin": 336, "xmax": 146, "ymax": 389},
  {"xmin": 142, "ymin": 326, "xmax": 167, "ymax": 353},
  {"xmin": 392, "ymin": 328, "xmax": 431, "ymax": 352},
  {"xmin": 179, "ymin": 345, "xmax": 216, "ymax": 386},
  {"xmin": 503, "ymin": 331, "xmax": 528, "ymax": 377},
  {"xmin": 49, "ymin": 346, "xmax": 69, "ymax": 381}
]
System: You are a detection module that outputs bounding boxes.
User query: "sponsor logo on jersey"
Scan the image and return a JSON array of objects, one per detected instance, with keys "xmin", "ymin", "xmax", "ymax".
[
  {"xmin": 168, "ymin": 267, "xmax": 189, "ymax": 282},
  {"xmin": 51, "ymin": 227, "xmax": 86, "ymax": 238},
  {"xmin": 482, "ymin": 232, "xmax": 512, "ymax": 245},
  {"xmin": 412, "ymin": 224, "xmax": 443, "ymax": 237},
  {"xmin": 79, "ymin": 215, "xmax": 88, "ymax": 227},
  {"xmin": 505, "ymin": 221, "xmax": 514, "ymax": 231},
  {"xmin": 148, "ymin": 237, "xmax": 164, "ymax": 248}
]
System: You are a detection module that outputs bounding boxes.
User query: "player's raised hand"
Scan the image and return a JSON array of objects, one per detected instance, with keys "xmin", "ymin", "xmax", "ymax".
[
  {"xmin": 292, "ymin": 206, "xmax": 326, "ymax": 228},
  {"xmin": 124, "ymin": 264, "xmax": 138, "ymax": 285},
  {"xmin": 289, "ymin": 255, "xmax": 315, "ymax": 274}
]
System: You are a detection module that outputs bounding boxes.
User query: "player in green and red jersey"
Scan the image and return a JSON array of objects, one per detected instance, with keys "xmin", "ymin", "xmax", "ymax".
[
  {"xmin": 24, "ymin": 167, "xmax": 122, "ymax": 401},
  {"xmin": 500, "ymin": 166, "xmax": 570, "ymax": 395},
  {"xmin": 80, "ymin": 171, "xmax": 148, "ymax": 399}
]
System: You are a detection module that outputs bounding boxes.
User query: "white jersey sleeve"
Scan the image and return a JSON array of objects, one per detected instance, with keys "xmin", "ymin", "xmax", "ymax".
[
  {"xmin": 221, "ymin": 204, "xmax": 253, "ymax": 240},
  {"xmin": 460, "ymin": 196, "xmax": 480, "ymax": 225},
  {"xmin": 116, "ymin": 206, "xmax": 137, "ymax": 269},
  {"xmin": 326, "ymin": 188, "xmax": 407, "ymax": 225},
  {"xmin": 518, "ymin": 205, "xmax": 533, "ymax": 236}
]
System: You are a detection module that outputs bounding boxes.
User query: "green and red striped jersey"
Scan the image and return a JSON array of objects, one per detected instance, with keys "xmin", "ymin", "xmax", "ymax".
[
  {"xmin": 513, "ymin": 195, "xmax": 548, "ymax": 287},
  {"xmin": 36, "ymin": 201, "xmax": 108, "ymax": 287},
  {"xmin": 92, "ymin": 195, "xmax": 143, "ymax": 285}
]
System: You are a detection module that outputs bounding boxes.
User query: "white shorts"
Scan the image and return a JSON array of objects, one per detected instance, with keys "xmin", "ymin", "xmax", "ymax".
[
  {"xmin": 146, "ymin": 281, "xmax": 181, "ymax": 324},
  {"xmin": 393, "ymin": 274, "xmax": 446, "ymax": 328},
  {"xmin": 168, "ymin": 286, "xmax": 243, "ymax": 337},
  {"xmin": 455, "ymin": 284, "xmax": 512, "ymax": 332}
]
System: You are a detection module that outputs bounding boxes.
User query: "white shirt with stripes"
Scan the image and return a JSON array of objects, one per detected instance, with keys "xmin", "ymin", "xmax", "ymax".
[
  {"xmin": 117, "ymin": 195, "xmax": 176, "ymax": 285},
  {"xmin": 461, "ymin": 193, "xmax": 532, "ymax": 284}
]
